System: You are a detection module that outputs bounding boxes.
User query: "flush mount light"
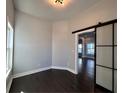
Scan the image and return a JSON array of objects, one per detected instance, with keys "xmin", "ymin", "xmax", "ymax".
[
  {"xmin": 47, "ymin": 0, "xmax": 71, "ymax": 9},
  {"xmin": 55, "ymin": 0, "xmax": 63, "ymax": 4}
]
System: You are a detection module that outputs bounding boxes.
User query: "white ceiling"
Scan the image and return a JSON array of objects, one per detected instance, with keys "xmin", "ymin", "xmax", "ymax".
[{"xmin": 14, "ymin": 0, "xmax": 99, "ymax": 21}]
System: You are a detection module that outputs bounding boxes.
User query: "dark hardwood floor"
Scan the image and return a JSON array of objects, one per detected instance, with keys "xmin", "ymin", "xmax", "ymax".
[
  {"xmin": 77, "ymin": 58, "xmax": 95, "ymax": 92},
  {"xmin": 10, "ymin": 58, "xmax": 111, "ymax": 93}
]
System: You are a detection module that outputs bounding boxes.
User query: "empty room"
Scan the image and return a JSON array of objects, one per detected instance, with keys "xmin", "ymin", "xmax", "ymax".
[{"xmin": 6, "ymin": 0, "xmax": 117, "ymax": 93}]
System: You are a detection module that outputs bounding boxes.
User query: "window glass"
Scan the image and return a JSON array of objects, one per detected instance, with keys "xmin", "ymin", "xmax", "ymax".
[
  {"xmin": 78, "ymin": 44, "xmax": 82, "ymax": 53},
  {"xmin": 6, "ymin": 22, "xmax": 13, "ymax": 75},
  {"xmin": 87, "ymin": 43, "xmax": 94, "ymax": 55}
]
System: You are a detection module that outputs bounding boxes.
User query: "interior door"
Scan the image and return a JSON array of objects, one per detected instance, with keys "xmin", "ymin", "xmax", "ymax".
[{"xmin": 96, "ymin": 23, "xmax": 117, "ymax": 93}]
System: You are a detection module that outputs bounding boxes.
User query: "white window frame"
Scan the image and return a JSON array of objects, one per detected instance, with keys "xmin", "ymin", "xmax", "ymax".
[{"xmin": 6, "ymin": 21, "xmax": 13, "ymax": 78}]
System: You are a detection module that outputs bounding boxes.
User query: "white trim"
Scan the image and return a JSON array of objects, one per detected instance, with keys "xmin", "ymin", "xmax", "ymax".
[
  {"xmin": 6, "ymin": 68, "xmax": 12, "ymax": 79},
  {"xmin": 13, "ymin": 66, "xmax": 51, "ymax": 78},
  {"xmin": 75, "ymin": 28, "xmax": 95, "ymax": 75},
  {"xmin": 6, "ymin": 76, "xmax": 13, "ymax": 93},
  {"xmin": 51, "ymin": 66, "xmax": 77, "ymax": 74},
  {"xmin": 13, "ymin": 66, "xmax": 78, "ymax": 79},
  {"xmin": 51, "ymin": 66, "xmax": 67, "ymax": 70},
  {"xmin": 75, "ymin": 34, "xmax": 78, "ymax": 74},
  {"xmin": 10, "ymin": 66, "xmax": 77, "ymax": 92},
  {"xmin": 6, "ymin": 21, "xmax": 14, "ymax": 79},
  {"xmin": 8, "ymin": 21, "xmax": 13, "ymax": 32}
]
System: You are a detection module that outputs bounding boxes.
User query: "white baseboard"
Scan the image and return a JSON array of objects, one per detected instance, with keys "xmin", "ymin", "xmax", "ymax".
[
  {"xmin": 51, "ymin": 66, "xmax": 77, "ymax": 74},
  {"xmin": 13, "ymin": 66, "xmax": 51, "ymax": 78},
  {"xmin": 6, "ymin": 77, "xmax": 13, "ymax": 93},
  {"xmin": 51, "ymin": 66, "xmax": 67, "ymax": 70},
  {"xmin": 67, "ymin": 68, "xmax": 78, "ymax": 74},
  {"xmin": 13, "ymin": 66, "xmax": 77, "ymax": 79}
]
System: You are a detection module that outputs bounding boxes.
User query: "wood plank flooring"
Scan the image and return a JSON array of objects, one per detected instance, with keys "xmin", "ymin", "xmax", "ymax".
[{"xmin": 9, "ymin": 59, "xmax": 111, "ymax": 93}]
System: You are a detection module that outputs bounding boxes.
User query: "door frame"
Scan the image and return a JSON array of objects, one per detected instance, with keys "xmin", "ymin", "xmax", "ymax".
[{"xmin": 74, "ymin": 28, "xmax": 95, "ymax": 74}]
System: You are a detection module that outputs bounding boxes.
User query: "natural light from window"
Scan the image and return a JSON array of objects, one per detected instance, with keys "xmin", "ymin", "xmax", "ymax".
[
  {"xmin": 86, "ymin": 43, "xmax": 94, "ymax": 55},
  {"xmin": 6, "ymin": 22, "xmax": 13, "ymax": 77}
]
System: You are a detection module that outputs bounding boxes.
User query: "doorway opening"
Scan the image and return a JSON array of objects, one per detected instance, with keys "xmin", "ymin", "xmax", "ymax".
[{"xmin": 75, "ymin": 29, "xmax": 95, "ymax": 92}]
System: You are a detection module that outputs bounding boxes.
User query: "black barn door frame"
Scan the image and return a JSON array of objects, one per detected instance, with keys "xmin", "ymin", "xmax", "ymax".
[{"xmin": 72, "ymin": 19, "xmax": 117, "ymax": 93}]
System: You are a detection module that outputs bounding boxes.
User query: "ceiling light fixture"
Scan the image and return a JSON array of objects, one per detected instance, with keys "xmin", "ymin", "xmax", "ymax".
[
  {"xmin": 47, "ymin": 0, "xmax": 71, "ymax": 9},
  {"xmin": 55, "ymin": 0, "xmax": 64, "ymax": 4}
]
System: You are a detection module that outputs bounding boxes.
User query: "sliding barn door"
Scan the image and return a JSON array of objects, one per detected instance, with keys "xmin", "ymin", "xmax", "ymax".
[{"xmin": 96, "ymin": 23, "xmax": 117, "ymax": 93}]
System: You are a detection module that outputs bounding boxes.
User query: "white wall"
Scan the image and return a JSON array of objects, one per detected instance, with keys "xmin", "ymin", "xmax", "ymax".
[
  {"xmin": 52, "ymin": 21, "xmax": 69, "ymax": 68},
  {"xmin": 14, "ymin": 11, "xmax": 52, "ymax": 75},
  {"xmin": 52, "ymin": 0, "xmax": 117, "ymax": 72},
  {"xmin": 7, "ymin": 0, "xmax": 15, "ymax": 27},
  {"xmin": 13, "ymin": 0, "xmax": 117, "ymax": 75},
  {"xmin": 69, "ymin": 0, "xmax": 117, "ymax": 31}
]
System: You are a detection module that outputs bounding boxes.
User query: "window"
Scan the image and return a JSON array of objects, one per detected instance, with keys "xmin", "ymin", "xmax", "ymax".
[
  {"xmin": 78, "ymin": 44, "xmax": 82, "ymax": 53},
  {"xmin": 86, "ymin": 43, "xmax": 94, "ymax": 55},
  {"xmin": 6, "ymin": 22, "xmax": 13, "ymax": 76}
]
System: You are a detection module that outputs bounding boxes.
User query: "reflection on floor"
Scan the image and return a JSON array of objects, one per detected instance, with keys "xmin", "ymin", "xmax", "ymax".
[
  {"xmin": 77, "ymin": 58, "xmax": 112, "ymax": 93},
  {"xmin": 10, "ymin": 58, "xmax": 111, "ymax": 93},
  {"xmin": 77, "ymin": 58, "xmax": 95, "ymax": 92}
]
